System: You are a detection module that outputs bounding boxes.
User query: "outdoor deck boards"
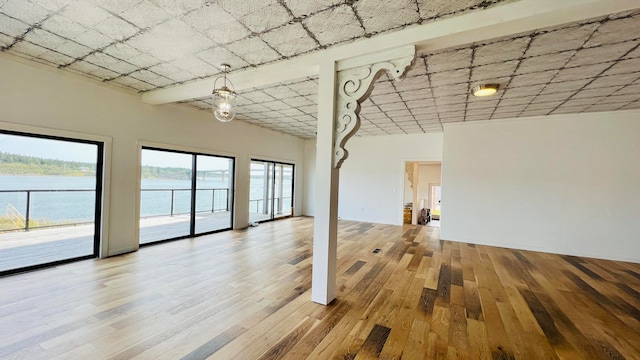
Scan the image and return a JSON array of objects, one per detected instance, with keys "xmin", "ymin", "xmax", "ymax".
[{"xmin": 0, "ymin": 211, "xmax": 249, "ymax": 273}]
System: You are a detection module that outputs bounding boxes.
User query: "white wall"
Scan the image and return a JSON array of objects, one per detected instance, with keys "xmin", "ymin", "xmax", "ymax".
[
  {"xmin": 0, "ymin": 55, "xmax": 305, "ymax": 257},
  {"xmin": 303, "ymin": 133, "xmax": 444, "ymax": 224},
  {"xmin": 441, "ymin": 111, "xmax": 640, "ymax": 263}
]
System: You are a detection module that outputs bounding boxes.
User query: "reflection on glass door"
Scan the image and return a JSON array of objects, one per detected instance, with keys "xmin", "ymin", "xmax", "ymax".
[
  {"xmin": 139, "ymin": 148, "xmax": 234, "ymax": 245},
  {"xmin": 194, "ymin": 155, "xmax": 233, "ymax": 234},
  {"xmin": 0, "ymin": 131, "xmax": 102, "ymax": 275},
  {"xmin": 249, "ymin": 160, "xmax": 294, "ymax": 223}
]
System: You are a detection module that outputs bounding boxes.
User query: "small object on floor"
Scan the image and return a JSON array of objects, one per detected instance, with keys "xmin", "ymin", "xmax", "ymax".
[
  {"xmin": 373, "ymin": 248, "xmax": 381, "ymax": 254},
  {"xmin": 249, "ymin": 221, "xmax": 259, "ymax": 227}
]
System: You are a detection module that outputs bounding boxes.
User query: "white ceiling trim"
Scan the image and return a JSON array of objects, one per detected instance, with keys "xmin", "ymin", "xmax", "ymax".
[{"xmin": 141, "ymin": 0, "xmax": 638, "ymax": 105}]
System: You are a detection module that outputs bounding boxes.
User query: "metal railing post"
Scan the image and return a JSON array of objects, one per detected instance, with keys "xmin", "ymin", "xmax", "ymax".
[
  {"xmin": 25, "ymin": 190, "xmax": 31, "ymax": 231},
  {"xmin": 211, "ymin": 189, "xmax": 215, "ymax": 213},
  {"xmin": 170, "ymin": 190, "xmax": 175, "ymax": 217}
]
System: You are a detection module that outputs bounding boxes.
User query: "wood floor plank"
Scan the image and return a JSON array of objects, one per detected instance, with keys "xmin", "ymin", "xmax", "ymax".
[{"xmin": 0, "ymin": 218, "xmax": 639, "ymax": 359}]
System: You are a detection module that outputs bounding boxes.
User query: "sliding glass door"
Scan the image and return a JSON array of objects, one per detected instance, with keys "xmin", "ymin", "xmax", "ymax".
[
  {"xmin": 139, "ymin": 148, "xmax": 233, "ymax": 244},
  {"xmin": 0, "ymin": 130, "xmax": 102, "ymax": 275},
  {"xmin": 249, "ymin": 160, "xmax": 294, "ymax": 223}
]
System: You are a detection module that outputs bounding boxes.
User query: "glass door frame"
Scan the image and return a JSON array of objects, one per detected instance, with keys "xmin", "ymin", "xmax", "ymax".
[
  {"xmin": 250, "ymin": 159, "xmax": 295, "ymax": 223},
  {"xmin": 139, "ymin": 146, "xmax": 235, "ymax": 246},
  {"xmin": 0, "ymin": 129, "xmax": 103, "ymax": 276}
]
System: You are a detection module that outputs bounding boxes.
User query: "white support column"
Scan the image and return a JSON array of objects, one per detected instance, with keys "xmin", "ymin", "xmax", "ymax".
[
  {"xmin": 312, "ymin": 47, "xmax": 416, "ymax": 305},
  {"xmin": 312, "ymin": 60, "xmax": 339, "ymax": 305}
]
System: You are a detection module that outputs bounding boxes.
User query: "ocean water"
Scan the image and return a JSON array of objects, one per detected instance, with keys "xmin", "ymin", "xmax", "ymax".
[{"xmin": 0, "ymin": 175, "xmax": 232, "ymax": 224}]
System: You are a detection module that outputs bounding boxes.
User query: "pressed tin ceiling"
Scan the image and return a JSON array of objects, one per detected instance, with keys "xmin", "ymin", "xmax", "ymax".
[{"xmin": 1, "ymin": 1, "xmax": 640, "ymax": 139}]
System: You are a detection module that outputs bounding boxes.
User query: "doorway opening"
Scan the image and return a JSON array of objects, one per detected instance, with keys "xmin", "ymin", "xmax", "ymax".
[
  {"xmin": 249, "ymin": 160, "xmax": 294, "ymax": 223},
  {"xmin": 403, "ymin": 161, "xmax": 441, "ymax": 228}
]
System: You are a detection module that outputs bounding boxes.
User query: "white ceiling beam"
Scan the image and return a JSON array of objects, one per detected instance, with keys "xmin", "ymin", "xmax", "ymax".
[{"xmin": 141, "ymin": 0, "xmax": 637, "ymax": 105}]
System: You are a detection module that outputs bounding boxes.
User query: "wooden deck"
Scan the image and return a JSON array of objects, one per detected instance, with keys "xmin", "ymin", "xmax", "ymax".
[
  {"xmin": 0, "ymin": 211, "xmax": 256, "ymax": 272},
  {"xmin": 0, "ymin": 217, "xmax": 639, "ymax": 359}
]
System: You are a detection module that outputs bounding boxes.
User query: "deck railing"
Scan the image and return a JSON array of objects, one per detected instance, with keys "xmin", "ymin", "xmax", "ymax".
[
  {"xmin": 249, "ymin": 197, "xmax": 293, "ymax": 215},
  {"xmin": 0, "ymin": 188, "xmax": 231, "ymax": 233}
]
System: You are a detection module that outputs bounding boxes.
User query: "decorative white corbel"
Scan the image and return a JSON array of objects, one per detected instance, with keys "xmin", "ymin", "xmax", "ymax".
[{"xmin": 333, "ymin": 46, "xmax": 416, "ymax": 168}]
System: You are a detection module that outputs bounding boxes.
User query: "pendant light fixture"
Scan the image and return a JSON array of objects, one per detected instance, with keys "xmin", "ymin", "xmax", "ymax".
[{"xmin": 212, "ymin": 63, "xmax": 237, "ymax": 122}]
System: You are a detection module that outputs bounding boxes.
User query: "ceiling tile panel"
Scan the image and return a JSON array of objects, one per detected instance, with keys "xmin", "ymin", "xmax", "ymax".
[
  {"xmin": 498, "ymin": 97, "xmax": 534, "ymax": 107},
  {"xmin": 282, "ymin": 96, "xmax": 314, "ymax": 108},
  {"xmin": 500, "ymin": 84, "xmax": 545, "ymax": 98},
  {"xmin": 0, "ymin": 13, "xmax": 29, "ymax": 37},
  {"xmin": 6, "ymin": 40, "xmax": 47, "ymax": 58},
  {"xmin": 471, "ymin": 60, "xmax": 518, "ymax": 82},
  {"xmin": 285, "ymin": 0, "xmax": 342, "ymax": 18},
  {"xmin": 509, "ymin": 70, "xmax": 558, "ymax": 87},
  {"xmin": 584, "ymin": 15, "xmax": 640, "ymax": 47},
  {"xmin": 1, "ymin": 0, "xmax": 49, "ymax": 24},
  {"xmin": 565, "ymin": 41, "xmax": 638, "ymax": 68},
  {"xmin": 0, "ymin": 33, "xmax": 12, "ymax": 47},
  {"xmin": 23, "ymin": 28, "xmax": 67, "ymax": 49},
  {"xmin": 73, "ymin": 29, "xmax": 114, "ymax": 49},
  {"xmin": 203, "ymin": 19, "xmax": 251, "ymax": 45},
  {"xmin": 261, "ymin": 23, "xmax": 319, "ymax": 57},
  {"xmin": 60, "ymin": 3, "xmax": 112, "ymax": 28},
  {"xmin": 303, "ymin": 5, "xmax": 365, "ymax": 46},
  {"xmin": 181, "ymin": 4, "xmax": 231, "ymax": 32},
  {"xmin": 538, "ymin": 80, "xmax": 591, "ymax": 95},
  {"xmin": 601, "ymin": 57, "xmax": 640, "ymax": 76},
  {"xmin": 515, "ymin": 51, "xmax": 575, "ymax": 74},
  {"xmin": 587, "ymin": 103, "xmax": 625, "ymax": 112},
  {"xmin": 425, "ymin": 48, "xmax": 472, "ymax": 73},
  {"xmin": 356, "ymin": 0, "xmax": 420, "ymax": 34},
  {"xmin": 93, "ymin": 16, "xmax": 140, "ymax": 42},
  {"xmin": 196, "ymin": 46, "xmax": 250, "ymax": 70},
  {"xmin": 572, "ymin": 87, "xmax": 622, "ymax": 99},
  {"xmin": 474, "ymin": 37, "xmax": 530, "ymax": 66},
  {"xmin": 238, "ymin": 3, "xmax": 291, "ymax": 33},
  {"xmin": 370, "ymin": 92, "xmax": 403, "ymax": 104},
  {"xmin": 584, "ymin": 73, "xmax": 640, "ymax": 89},
  {"xmin": 395, "ymin": 75, "xmax": 430, "ymax": 91},
  {"xmin": 148, "ymin": 0, "xmax": 202, "ymax": 16},
  {"xmin": 36, "ymin": 50, "xmax": 74, "ymax": 66},
  {"xmin": 405, "ymin": 59, "xmax": 427, "ymax": 77},
  {"xmin": 623, "ymin": 46, "xmax": 640, "ymax": 59},
  {"xmin": 418, "ymin": 0, "xmax": 495, "ymax": 20},
  {"xmin": 400, "ymin": 89, "xmax": 433, "ymax": 102},
  {"xmin": 491, "ymin": 111, "xmax": 524, "ymax": 119},
  {"xmin": 525, "ymin": 23, "xmax": 599, "ymax": 57},
  {"xmin": 620, "ymin": 101, "xmax": 640, "ymax": 110},
  {"xmin": 429, "ymin": 68, "xmax": 469, "ymax": 86},
  {"xmin": 102, "ymin": 43, "xmax": 142, "ymax": 61},
  {"xmin": 614, "ymin": 83, "xmax": 640, "ymax": 95},
  {"xmin": 551, "ymin": 105, "xmax": 591, "ymax": 114},
  {"xmin": 97, "ymin": 0, "xmax": 145, "ymax": 14},
  {"xmin": 119, "ymin": 0, "xmax": 172, "ymax": 29},
  {"xmin": 54, "ymin": 40, "xmax": 92, "ymax": 58},
  {"xmin": 551, "ymin": 62, "xmax": 613, "ymax": 82},
  {"xmin": 225, "ymin": 37, "xmax": 280, "ymax": 65}
]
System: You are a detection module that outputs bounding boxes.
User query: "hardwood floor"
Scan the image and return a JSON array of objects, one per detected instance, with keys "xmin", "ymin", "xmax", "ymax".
[{"xmin": 0, "ymin": 217, "xmax": 638, "ymax": 359}]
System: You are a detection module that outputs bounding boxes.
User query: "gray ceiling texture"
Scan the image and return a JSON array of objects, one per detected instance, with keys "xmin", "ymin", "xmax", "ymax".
[{"xmin": 1, "ymin": 0, "xmax": 639, "ymax": 138}]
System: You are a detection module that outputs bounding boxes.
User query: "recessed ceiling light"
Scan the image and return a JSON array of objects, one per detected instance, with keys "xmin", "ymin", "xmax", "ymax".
[{"xmin": 472, "ymin": 84, "xmax": 500, "ymax": 97}]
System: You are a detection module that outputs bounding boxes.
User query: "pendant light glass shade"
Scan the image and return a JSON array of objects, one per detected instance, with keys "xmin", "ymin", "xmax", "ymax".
[{"xmin": 212, "ymin": 64, "xmax": 237, "ymax": 122}]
